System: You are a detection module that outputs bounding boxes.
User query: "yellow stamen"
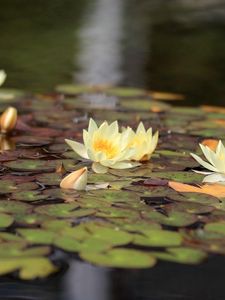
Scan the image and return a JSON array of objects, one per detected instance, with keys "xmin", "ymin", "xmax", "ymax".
[{"xmin": 93, "ymin": 139, "xmax": 118, "ymax": 158}]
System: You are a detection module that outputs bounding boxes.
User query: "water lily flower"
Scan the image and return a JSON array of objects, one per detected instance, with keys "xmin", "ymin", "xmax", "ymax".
[
  {"xmin": 126, "ymin": 122, "xmax": 158, "ymax": 161},
  {"xmin": 0, "ymin": 70, "xmax": 6, "ymax": 87},
  {"xmin": 0, "ymin": 106, "xmax": 18, "ymax": 133},
  {"xmin": 191, "ymin": 140, "xmax": 225, "ymax": 183},
  {"xmin": 65, "ymin": 119, "xmax": 139, "ymax": 173},
  {"xmin": 60, "ymin": 167, "xmax": 87, "ymax": 190}
]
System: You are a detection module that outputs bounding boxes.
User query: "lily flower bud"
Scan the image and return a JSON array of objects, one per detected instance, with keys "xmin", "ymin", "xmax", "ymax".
[
  {"xmin": 60, "ymin": 167, "xmax": 87, "ymax": 190},
  {"xmin": 0, "ymin": 107, "xmax": 17, "ymax": 133},
  {"xmin": 0, "ymin": 70, "xmax": 6, "ymax": 87}
]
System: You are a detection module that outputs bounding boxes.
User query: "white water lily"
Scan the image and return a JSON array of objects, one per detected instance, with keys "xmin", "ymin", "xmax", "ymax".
[
  {"xmin": 126, "ymin": 122, "xmax": 158, "ymax": 161},
  {"xmin": 0, "ymin": 70, "xmax": 6, "ymax": 87},
  {"xmin": 191, "ymin": 140, "xmax": 225, "ymax": 183},
  {"xmin": 60, "ymin": 167, "xmax": 87, "ymax": 190},
  {"xmin": 66, "ymin": 119, "xmax": 140, "ymax": 173}
]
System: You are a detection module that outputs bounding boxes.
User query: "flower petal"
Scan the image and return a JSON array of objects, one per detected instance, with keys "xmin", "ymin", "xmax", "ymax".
[
  {"xmin": 0, "ymin": 70, "xmax": 6, "ymax": 86},
  {"xmin": 111, "ymin": 161, "xmax": 141, "ymax": 169},
  {"xmin": 92, "ymin": 162, "xmax": 108, "ymax": 174},
  {"xmin": 65, "ymin": 139, "xmax": 89, "ymax": 159},
  {"xmin": 203, "ymin": 173, "xmax": 225, "ymax": 183},
  {"xmin": 190, "ymin": 153, "xmax": 218, "ymax": 172}
]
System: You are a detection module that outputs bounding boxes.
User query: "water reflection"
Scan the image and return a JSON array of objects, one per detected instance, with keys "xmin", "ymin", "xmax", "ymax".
[
  {"xmin": 76, "ymin": 0, "xmax": 123, "ymax": 85},
  {"xmin": 63, "ymin": 261, "xmax": 110, "ymax": 300},
  {"xmin": 0, "ymin": 135, "xmax": 15, "ymax": 152},
  {"xmin": 1, "ymin": 0, "xmax": 225, "ymax": 105}
]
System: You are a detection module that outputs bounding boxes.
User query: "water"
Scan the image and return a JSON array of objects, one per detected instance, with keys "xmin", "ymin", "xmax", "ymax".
[
  {"xmin": 1, "ymin": 0, "xmax": 225, "ymax": 105},
  {"xmin": 1, "ymin": 256, "xmax": 225, "ymax": 300},
  {"xmin": 1, "ymin": 1, "xmax": 225, "ymax": 299}
]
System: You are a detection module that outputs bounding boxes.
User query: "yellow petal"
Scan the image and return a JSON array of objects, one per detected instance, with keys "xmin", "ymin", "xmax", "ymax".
[
  {"xmin": 60, "ymin": 167, "xmax": 87, "ymax": 190},
  {"xmin": 92, "ymin": 162, "xmax": 108, "ymax": 173},
  {"xmin": 65, "ymin": 139, "xmax": 88, "ymax": 159}
]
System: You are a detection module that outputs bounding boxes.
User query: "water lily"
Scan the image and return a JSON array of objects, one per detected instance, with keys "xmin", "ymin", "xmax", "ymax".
[
  {"xmin": 126, "ymin": 122, "xmax": 158, "ymax": 161},
  {"xmin": 0, "ymin": 70, "xmax": 6, "ymax": 87},
  {"xmin": 66, "ymin": 119, "xmax": 139, "ymax": 173},
  {"xmin": 0, "ymin": 106, "xmax": 18, "ymax": 133},
  {"xmin": 60, "ymin": 167, "xmax": 87, "ymax": 190},
  {"xmin": 191, "ymin": 140, "xmax": 225, "ymax": 183}
]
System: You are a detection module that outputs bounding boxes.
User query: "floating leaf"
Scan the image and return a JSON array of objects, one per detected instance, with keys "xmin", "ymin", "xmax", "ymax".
[
  {"xmin": 134, "ymin": 229, "xmax": 182, "ymax": 247},
  {"xmin": 0, "ymin": 257, "xmax": 57, "ymax": 279},
  {"xmin": 4, "ymin": 159, "xmax": 56, "ymax": 172},
  {"xmin": 0, "ymin": 213, "xmax": 14, "ymax": 228},
  {"xmin": 80, "ymin": 249, "xmax": 156, "ymax": 268},
  {"xmin": 143, "ymin": 210, "xmax": 197, "ymax": 227},
  {"xmin": 169, "ymin": 181, "xmax": 225, "ymax": 198},
  {"xmin": 152, "ymin": 247, "xmax": 207, "ymax": 264}
]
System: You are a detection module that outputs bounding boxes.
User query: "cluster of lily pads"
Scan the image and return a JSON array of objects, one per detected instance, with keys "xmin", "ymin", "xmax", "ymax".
[{"xmin": 0, "ymin": 72, "xmax": 225, "ymax": 280}]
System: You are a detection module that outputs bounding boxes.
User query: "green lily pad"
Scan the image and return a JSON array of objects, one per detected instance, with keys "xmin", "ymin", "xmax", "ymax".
[
  {"xmin": 80, "ymin": 248, "xmax": 156, "ymax": 268},
  {"xmin": 149, "ymin": 171, "xmax": 204, "ymax": 183},
  {"xmin": 36, "ymin": 173, "xmax": 62, "ymax": 186},
  {"xmin": 0, "ymin": 213, "xmax": 14, "ymax": 228},
  {"xmin": 85, "ymin": 225, "xmax": 133, "ymax": 246},
  {"xmin": 35, "ymin": 203, "xmax": 96, "ymax": 218},
  {"xmin": 56, "ymin": 84, "xmax": 97, "ymax": 95},
  {"xmin": 17, "ymin": 229, "xmax": 56, "ymax": 244},
  {"xmin": 0, "ymin": 257, "xmax": 57, "ymax": 279},
  {"xmin": 106, "ymin": 87, "xmax": 146, "ymax": 97},
  {"xmin": 152, "ymin": 247, "xmax": 207, "ymax": 264},
  {"xmin": 0, "ymin": 201, "xmax": 31, "ymax": 214},
  {"xmin": 4, "ymin": 159, "xmax": 57, "ymax": 172},
  {"xmin": 0, "ymin": 88, "xmax": 25, "ymax": 102},
  {"xmin": 12, "ymin": 191, "xmax": 49, "ymax": 202},
  {"xmin": 134, "ymin": 229, "xmax": 182, "ymax": 247},
  {"xmin": 143, "ymin": 210, "xmax": 198, "ymax": 227},
  {"xmin": 205, "ymin": 222, "xmax": 225, "ymax": 235}
]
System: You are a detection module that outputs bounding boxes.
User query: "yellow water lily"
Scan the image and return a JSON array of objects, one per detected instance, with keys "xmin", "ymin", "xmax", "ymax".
[
  {"xmin": 66, "ymin": 119, "xmax": 139, "ymax": 173},
  {"xmin": 191, "ymin": 140, "xmax": 225, "ymax": 183},
  {"xmin": 126, "ymin": 122, "xmax": 158, "ymax": 161},
  {"xmin": 0, "ymin": 70, "xmax": 6, "ymax": 87}
]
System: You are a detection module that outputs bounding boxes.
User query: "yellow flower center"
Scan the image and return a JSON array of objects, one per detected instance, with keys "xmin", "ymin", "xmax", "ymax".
[{"xmin": 93, "ymin": 138, "xmax": 118, "ymax": 159}]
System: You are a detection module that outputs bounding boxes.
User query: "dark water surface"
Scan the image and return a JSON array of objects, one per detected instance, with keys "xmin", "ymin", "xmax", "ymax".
[
  {"xmin": 1, "ymin": 256, "xmax": 225, "ymax": 300},
  {"xmin": 1, "ymin": 1, "xmax": 225, "ymax": 299},
  {"xmin": 1, "ymin": 0, "xmax": 225, "ymax": 106}
]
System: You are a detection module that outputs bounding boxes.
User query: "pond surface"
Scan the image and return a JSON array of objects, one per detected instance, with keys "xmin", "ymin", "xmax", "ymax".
[
  {"xmin": 1, "ymin": 1, "xmax": 225, "ymax": 300},
  {"xmin": 1, "ymin": 0, "xmax": 225, "ymax": 106}
]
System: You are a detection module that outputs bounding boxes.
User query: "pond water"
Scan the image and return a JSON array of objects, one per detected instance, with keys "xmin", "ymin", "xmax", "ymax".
[
  {"xmin": 1, "ymin": 0, "xmax": 225, "ymax": 106},
  {"xmin": 1, "ymin": 1, "xmax": 225, "ymax": 300}
]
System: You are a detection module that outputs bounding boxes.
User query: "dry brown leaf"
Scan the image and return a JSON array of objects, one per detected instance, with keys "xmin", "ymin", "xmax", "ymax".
[
  {"xmin": 201, "ymin": 105, "xmax": 225, "ymax": 114},
  {"xmin": 201, "ymin": 139, "xmax": 219, "ymax": 151},
  {"xmin": 169, "ymin": 181, "xmax": 225, "ymax": 198},
  {"xmin": 213, "ymin": 119, "xmax": 225, "ymax": 127},
  {"xmin": 149, "ymin": 91, "xmax": 185, "ymax": 101}
]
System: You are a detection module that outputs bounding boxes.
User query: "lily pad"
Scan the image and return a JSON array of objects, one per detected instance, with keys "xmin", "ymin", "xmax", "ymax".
[
  {"xmin": 152, "ymin": 247, "xmax": 207, "ymax": 264},
  {"xmin": 134, "ymin": 229, "xmax": 182, "ymax": 247},
  {"xmin": 4, "ymin": 159, "xmax": 57, "ymax": 172},
  {"xmin": 0, "ymin": 257, "xmax": 57, "ymax": 279},
  {"xmin": 0, "ymin": 213, "xmax": 14, "ymax": 228},
  {"xmin": 80, "ymin": 249, "xmax": 156, "ymax": 268}
]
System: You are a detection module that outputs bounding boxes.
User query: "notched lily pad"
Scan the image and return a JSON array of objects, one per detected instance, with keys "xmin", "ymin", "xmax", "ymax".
[
  {"xmin": 80, "ymin": 248, "xmax": 156, "ymax": 268},
  {"xmin": 4, "ymin": 159, "xmax": 56, "ymax": 172}
]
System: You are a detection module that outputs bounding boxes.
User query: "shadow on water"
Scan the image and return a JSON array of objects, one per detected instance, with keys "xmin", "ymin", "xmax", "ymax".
[
  {"xmin": 0, "ymin": 256, "xmax": 225, "ymax": 300},
  {"xmin": 0, "ymin": 0, "xmax": 225, "ymax": 105}
]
